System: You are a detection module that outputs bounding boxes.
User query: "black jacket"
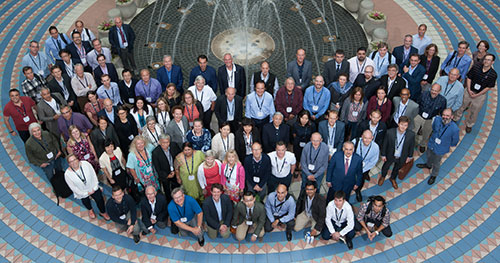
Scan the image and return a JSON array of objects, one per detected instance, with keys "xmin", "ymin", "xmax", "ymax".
[
  {"xmin": 47, "ymin": 75, "xmax": 78, "ymax": 107},
  {"xmin": 419, "ymin": 54, "xmax": 440, "ymax": 83},
  {"xmin": 214, "ymin": 95, "xmax": 243, "ymax": 126},
  {"xmin": 234, "ymin": 127, "xmax": 261, "ymax": 162},
  {"xmin": 152, "ymin": 145, "xmax": 181, "ymax": 185},
  {"xmin": 381, "ymin": 128, "xmax": 415, "ymax": 162},
  {"xmin": 66, "ymin": 41, "xmax": 93, "ymax": 65},
  {"xmin": 355, "ymin": 119, "xmax": 387, "ymax": 147},
  {"xmin": 378, "ymin": 75, "xmax": 407, "ymax": 101},
  {"xmin": 94, "ymin": 63, "xmax": 119, "ymax": 87},
  {"xmin": 118, "ymin": 78, "xmax": 139, "ymax": 104},
  {"xmin": 140, "ymin": 193, "xmax": 169, "ymax": 228},
  {"xmin": 217, "ymin": 64, "xmax": 246, "ymax": 97},
  {"xmin": 202, "ymin": 194, "xmax": 233, "ymax": 230},
  {"xmin": 261, "ymin": 123, "xmax": 290, "ymax": 153},
  {"xmin": 295, "ymin": 190, "xmax": 326, "ymax": 232}
]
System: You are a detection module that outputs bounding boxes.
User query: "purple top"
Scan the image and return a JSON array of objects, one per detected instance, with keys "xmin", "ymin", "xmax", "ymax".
[
  {"xmin": 57, "ymin": 112, "xmax": 93, "ymax": 140},
  {"xmin": 134, "ymin": 78, "xmax": 162, "ymax": 103}
]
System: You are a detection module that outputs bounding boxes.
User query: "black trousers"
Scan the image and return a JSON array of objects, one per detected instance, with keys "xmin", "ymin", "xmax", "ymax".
[
  {"xmin": 354, "ymin": 218, "xmax": 392, "ymax": 237},
  {"xmin": 252, "ymin": 116, "xmax": 270, "ymax": 136},
  {"xmin": 381, "ymin": 158, "xmax": 403, "ymax": 180},
  {"xmin": 264, "ymin": 215, "xmax": 295, "ymax": 234},
  {"xmin": 356, "ymin": 171, "xmax": 371, "ymax": 194},
  {"xmin": 321, "ymin": 220, "xmax": 355, "ymax": 240},
  {"xmin": 119, "ymin": 48, "xmax": 136, "ymax": 71},
  {"xmin": 81, "ymin": 188, "xmax": 106, "ymax": 214},
  {"xmin": 18, "ymin": 130, "xmax": 30, "ymax": 143},
  {"xmin": 267, "ymin": 173, "xmax": 292, "ymax": 193},
  {"xmin": 203, "ymin": 109, "xmax": 214, "ymax": 131}
]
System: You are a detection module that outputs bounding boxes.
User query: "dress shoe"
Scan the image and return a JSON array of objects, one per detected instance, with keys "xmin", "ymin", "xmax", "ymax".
[
  {"xmin": 346, "ymin": 239, "xmax": 353, "ymax": 250},
  {"xmin": 133, "ymin": 235, "xmax": 140, "ymax": 244},
  {"xmin": 286, "ymin": 232, "xmax": 292, "ymax": 241},
  {"xmin": 416, "ymin": 163, "xmax": 431, "ymax": 169},
  {"xmin": 390, "ymin": 178, "xmax": 398, "ymax": 189},
  {"xmin": 428, "ymin": 176, "xmax": 436, "ymax": 185},
  {"xmin": 363, "ymin": 173, "xmax": 370, "ymax": 181},
  {"xmin": 171, "ymin": 224, "xmax": 179, "ymax": 235},
  {"xmin": 419, "ymin": 146, "xmax": 426, "ymax": 153},
  {"xmin": 377, "ymin": 176, "xmax": 385, "ymax": 186},
  {"xmin": 88, "ymin": 210, "xmax": 96, "ymax": 219},
  {"xmin": 466, "ymin": 127, "xmax": 472, "ymax": 133},
  {"xmin": 198, "ymin": 237, "xmax": 205, "ymax": 247},
  {"xmin": 99, "ymin": 213, "xmax": 110, "ymax": 221},
  {"xmin": 356, "ymin": 191, "xmax": 362, "ymax": 202}
]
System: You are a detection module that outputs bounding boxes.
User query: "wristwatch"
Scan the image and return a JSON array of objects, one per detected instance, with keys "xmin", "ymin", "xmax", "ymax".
[{"xmin": 375, "ymin": 231, "xmax": 379, "ymax": 236}]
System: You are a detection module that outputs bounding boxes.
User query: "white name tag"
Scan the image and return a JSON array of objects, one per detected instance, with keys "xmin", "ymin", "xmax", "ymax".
[
  {"xmin": 422, "ymin": 112, "xmax": 429, "ymax": 118},
  {"xmin": 308, "ymin": 164, "xmax": 315, "ymax": 171},
  {"xmin": 180, "ymin": 217, "xmax": 187, "ymax": 223},
  {"xmin": 84, "ymin": 153, "xmax": 90, "ymax": 160},
  {"xmin": 146, "ymin": 97, "xmax": 152, "ymax": 102},
  {"xmin": 435, "ymin": 138, "xmax": 441, "ymax": 144},
  {"xmin": 115, "ymin": 169, "xmax": 121, "ymax": 175},
  {"xmin": 123, "ymin": 42, "xmax": 128, "ymax": 48},
  {"xmin": 395, "ymin": 149, "xmax": 401, "ymax": 156},
  {"xmin": 81, "ymin": 58, "xmax": 87, "ymax": 65},
  {"xmin": 362, "ymin": 161, "xmax": 366, "ymax": 167},
  {"xmin": 257, "ymin": 111, "xmax": 264, "ymax": 117},
  {"xmin": 246, "ymin": 220, "xmax": 253, "ymax": 226},
  {"xmin": 151, "ymin": 215, "xmax": 157, "ymax": 220},
  {"xmin": 46, "ymin": 152, "xmax": 54, "ymax": 159},
  {"xmin": 299, "ymin": 142, "xmax": 306, "ymax": 147},
  {"xmin": 119, "ymin": 214, "xmax": 126, "ymax": 220},
  {"xmin": 312, "ymin": 105, "xmax": 319, "ymax": 112},
  {"xmin": 474, "ymin": 84, "xmax": 481, "ymax": 90},
  {"xmin": 367, "ymin": 222, "xmax": 375, "ymax": 228},
  {"xmin": 329, "ymin": 146, "xmax": 337, "ymax": 156},
  {"xmin": 423, "ymin": 74, "xmax": 428, "ymax": 80},
  {"xmin": 286, "ymin": 107, "xmax": 292, "ymax": 113},
  {"xmin": 253, "ymin": 176, "xmax": 260, "ymax": 183},
  {"xmin": 38, "ymin": 70, "xmax": 45, "ymax": 76},
  {"xmin": 146, "ymin": 166, "xmax": 152, "ymax": 173},
  {"xmin": 188, "ymin": 122, "xmax": 193, "ymax": 127},
  {"xmin": 188, "ymin": 175, "xmax": 195, "ymax": 181},
  {"xmin": 352, "ymin": 111, "xmax": 358, "ymax": 117},
  {"xmin": 128, "ymin": 135, "xmax": 134, "ymax": 140},
  {"xmin": 128, "ymin": 98, "xmax": 134, "ymax": 104},
  {"xmin": 23, "ymin": 116, "xmax": 30, "ymax": 123}
]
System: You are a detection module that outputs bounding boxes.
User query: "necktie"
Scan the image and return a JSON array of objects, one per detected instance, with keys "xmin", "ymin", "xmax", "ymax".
[
  {"xmin": 336, "ymin": 64, "xmax": 340, "ymax": 72},
  {"xmin": 119, "ymin": 27, "xmax": 127, "ymax": 44},
  {"xmin": 248, "ymin": 208, "xmax": 253, "ymax": 219},
  {"xmin": 344, "ymin": 158, "xmax": 349, "ymax": 175},
  {"xmin": 56, "ymin": 39, "xmax": 62, "ymax": 51}
]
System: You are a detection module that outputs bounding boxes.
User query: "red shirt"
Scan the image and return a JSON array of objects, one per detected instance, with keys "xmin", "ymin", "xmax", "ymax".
[{"xmin": 3, "ymin": 96, "xmax": 37, "ymax": 131}]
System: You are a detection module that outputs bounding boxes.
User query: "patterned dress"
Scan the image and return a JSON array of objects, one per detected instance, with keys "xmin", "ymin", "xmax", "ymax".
[
  {"xmin": 70, "ymin": 138, "xmax": 99, "ymax": 172},
  {"xmin": 186, "ymin": 128, "xmax": 212, "ymax": 153},
  {"xmin": 126, "ymin": 144, "xmax": 159, "ymax": 191}
]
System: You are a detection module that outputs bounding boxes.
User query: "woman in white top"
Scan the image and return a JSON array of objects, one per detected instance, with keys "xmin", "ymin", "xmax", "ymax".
[
  {"xmin": 65, "ymin": 154, "xmax": 110, "ymax": 220},
  {"xmin": 99, "ymin": 139, "xmax": 127, "ymax": 190},
  {"xmin": 156, "ymin": 97, "xmax": 171, "ymax": 133},
  {"xmin": 129, "ymin": 96, "xmax": 154, "ymax": 129},
  {"xmin": 141, "ymin": 116, "xmax": 163, "ymax": 147},
  {"xmin": 197, "ymin": 150, "xmax": 222, "ymax": 198},
  {"xmin": 187, "ymin": 75, "xmax": 217, "ymax": 129},
  {"xmin": 211, "ymin": 122, "xmax": 235, "ymax": 160}
]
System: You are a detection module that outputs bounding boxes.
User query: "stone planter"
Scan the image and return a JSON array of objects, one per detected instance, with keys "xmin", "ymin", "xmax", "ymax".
[
  {"xmin": 135, "ymin": 0, "xmax": 148, "ymax": 8},
  {"xmin": 364, "ymin": 14, "xmax": 386, "ymax": 35},
  {"xmin": 108, "ymin": 8, "xmax": 121, "ymax": 20},
  {"xmin": 116, "ymin": 0, "xmax": 137, "ymax": 20},
  {"xmin": 98, "ymin": 29, "xmax": 110, "ymax": 40},
  {"xmin": 344, "ymin": 0, "xmax": 362, "ymax": 13},
  {"xmin": 372, "ymin": 28, "xmax": 388, "ymax": 43},
  {"xmin": 357, "ymin": 0, "xmax": 374, "ymax": 23}
]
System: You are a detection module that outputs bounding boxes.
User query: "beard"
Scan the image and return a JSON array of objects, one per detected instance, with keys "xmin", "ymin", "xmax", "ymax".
[{"xmin": 442, "ymin": 118, "xmax": 451, "ymax": 125}]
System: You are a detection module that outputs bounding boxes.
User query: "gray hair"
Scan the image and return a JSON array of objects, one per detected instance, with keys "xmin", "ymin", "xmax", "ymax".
[
  {"xmin": 195, "ymin": 75, "xmax": 205, "ymax": 84},
  {"xmin": 163, "ymin": 55, "xmax": 172, "ymax": 60},
  {"xmin": 159, "ymin": 134, "xmax": 171, "ymax": 141},
  {"xmin": 40, "ymin": 87, "xmax": 50, "ymax": 94},
  {"xmin": 273, "ymin": 112, "xmax": 284, "ymax": 119},
  {"xmin": 343, "ymin": 141, "xmax": 354, "ymax": 148},
  {"xmin": 171, "ymin": 187, "xmax": 185, "ymax": 197},
  {"xmin": 74, "ymin": 63, "xmax": 84, "ymax": 71},
  {"xmin": 28, "ymin": 122, "xmax": 42, "ymax": 135},
  {"xmin": 205, "ymin": 150, "xmax": 216, "ymax": 159},
  {"xmin": 146, "ymin": 115, "xmax": 156, "ymax": 123}
]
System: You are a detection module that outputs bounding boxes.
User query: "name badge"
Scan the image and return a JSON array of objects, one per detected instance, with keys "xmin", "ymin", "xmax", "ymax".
[
  {"xmin": 188, "ymin": 175, "xmax": 195, "ymax": 181},
  {"xmin": 146, "ymin": 97, "xmax": 152, "ymax": 102},
  {"xmin": 435, "ymin": 138, "xmax": 441, "ymax": 144},
  {"xmin": 366, "ymin": 222, "xmax": 375, "ymax": 228},
  {"xmin": 286, "ymin": 107, "xmax": 292, "ymax": 113},
  {"xmin": 329, "ymin": 146, "xmax": 337, "ymax": 156},
  {"xmin": 422, "ymin": 112, "xmax": 429, "ymax": 118},
  {"xmin": 151, "ymin": 214, "xmax": 157, "ymax": 220},
  {"xmin": 352, "ymin": 111, "xmax": 358, "ymax": 117},
  {"xmin": 119, "ymin": 214, "xmax": 126, "ymax": 220},
  {"xmin": 395, "ymin": 149, "xmax": 401, "ymax": 156},
  {"xmin": 246, "ymin": 220, "xmax": 253, "ymax": 226},
  {"xmin": 180, "ymin": 217, "xmax": 188, "ymax": 223},
  {"xmin": 362, "ymin": 161, "xmax": 366, "ymax": 167},
  {"xmin": 128, "ymin": 98, "xmax": 134, "ymax": 104},
  {"xmin": 299, "ymin": 142, "xmax": 306, "ymax": 147},
  {"xmin": 115, "ymin": 169, "xmax": 121, "ymax": 175},
  {"xmin": 474, "ymin": 84, "xmax": 481, "ymax": 90},
  {"xmin": 128, "ymin": 135, "xmax": 134, "ymax": 140},
  {"xmin": 253, "ymin": 176, "xmax": 260, "ymax": 183},
  {"xmin": 81, "ymin": 58, "xmax": 87, "ymax": 65},
  {"xmin": 146, "ymin": 166, "xmax": 152, "ymax": 173},
  {"xmin": 84, "ymin": 153, "xmax": 90, "ymax": 160},
  {"xmin": 312, "ymin": 105, "xmax": 319, "ymax": 112},
  {"xmin": 423, "ymin": 74, "xmax": 428, "ymax": 80},
  {"xmin": 308, "ymin": 164, "xmax": 315, "ymax": 171},
  {"xmin": 227, "ymin": 115, "xmax": 234, "ymax": 121},
  {"xmin": 188, "ymin": 122, "xmax": 193, "ymax": 127},
  {"xmin": 46, "ymin": 152, "xmax": 54, "ymax": 159},
  {"xmin": 23, "ymin": 116, "xmax": 30, "ymax": 123},
  {"xmin": 257, "ymin": 111, "xmax": 264, "ymax": 117},
  {"xmin": 38, "ymin": 70, "xmax": 45, "ymax": 76},
  {"xmin": 123, "ymin": 42, "xmax": 128, "ymax": 48}
]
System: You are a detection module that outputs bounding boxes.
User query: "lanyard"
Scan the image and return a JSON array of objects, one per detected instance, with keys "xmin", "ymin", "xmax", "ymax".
[
  {"xmin": 335, "ymin": 208, "xmax": 343, "ymax": 222},
  {"xmin": 195, "ymin": 89, "xmax": 204, "ymax": 103},
  {"xmin": 275, "ymin": 157, "xmax": 286, "ymax": 174},
  {"xmin": 224, "ymin": 163, "xmax": 235, "ymax": 182},
  {"xmin": 114, "ymin": 200, "xmax": 127, "ymax": 216},
  {"xmin": 245, "ymin": 133, "xmax": 253, "ymax": 148},
  {"xmin": 305, "ymin": 196, "xmax": 313, "ymax": 214},
  {"xmin": 175, "ymin": 203, "xmax": 186, "ymax": 218},
  {"xmin": 78, "ymin": 76, "xmax": 89, "ymax": 89},
  {"xmin": 186, "ymin": 104, "xmax": 195, "ymax": 122},
  {"xmin": 103, "ymin": 87, "xmax": 115, "ymax": 101},
  {"xmin": 159, "ymin": 111, "xmax": 168, "ymax": 126},
  {"xmin": 255, "ymin": 95, "xmax": 264, "ymax": 111},
  {"xmin": 51, "ymin": 38, "xmax": 60, "ymax": 51},
  {"xmin": 91, "ymin": 101, "xmax": 101, "ymax": 114},
  {"xmin": 77, "ymin": 45, "xmax": 86, "ymax": 59},
  {"xmin": 377, "ymin": 55, "xmax": 386, "ymax": 70},
  {"xmin": 29, "ymin": 54, "xmax": 41, "ymax": 71},
  {"xmin": 356, "ymin": 59, "xmax": 367, "ymax": 73},
  {"xmin": 100, "ymin": 129, "xmax": 107, "ymax": 139},
  {"xmin": 138, "ymin": 150, "xmax": 150, "ymax": 166},
  {"xmin": 286, "ymin": 91, "xmax": 294, "ymax": 106},
  {"xmin": 396, "ymin": 132, "xmax": 406, "ymax": 149},
  {"xmin": 34, "ymin": 137, "xmax": 50, "ymax": 153},
  {"xmin": 397, "ymin": 103, "xmax": 408, "ymax": 118},
  {"xmin": 252, "ymin": 158, "xmax": 262, "ymax": 175},
  {"xmin": 274, "ymin": 197, "xmax": 285, "ymax": 215},
  {"xmin": 71, "ymin": 165, "xmax": 87, "ymax": 184},
  {"xmin": 64, "ymin": 117, "xmax": 74, "ymax": 130},
  {"xmin": 439, "ymin": 124, "xmax": 450, "ymax": 139},
  {"xmin": 309, "ymin": 146, "xmax": 321, "ymax": 166},
  {"xmin": 360, "ymin": 142, "xmax": 372, "ymax": 161},
  {"xmin": 329, "ymin": 125, "xmax": 336, "ymax": 146},
  {"xmin": 226, "ymin": 99, "xmax": 235, "ymax": 116},
  {"xmin": 313, "ymin": 89, "xmax": 324, "ymax": 106},
  {"xmin": 148, "ymin": 128, "xmax": 159, "ymax": 144},
  {"xmin": 184, "ymin": 155, "xmax": 195, "ymax": 175},
  {"xmin": 221, "ymin": 136, "xmax": 229, "ymax": 152},
  {"xmin": 453, "ymin": 55, "xmax": 464, "ymax": 68},
  {"xmin": 14, "ymin": 103, "xmax": 27, "ymax": 116}
]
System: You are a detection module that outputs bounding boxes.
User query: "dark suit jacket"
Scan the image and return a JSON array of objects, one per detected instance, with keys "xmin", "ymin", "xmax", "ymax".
[
  {"xmin": 156, "ymin": 65, "xmax": 183, "ymax": 92},
  {"xmin": 97, "ymin": 107, "xmax": 119, "ymax": 125},
  {"xmin": 152, "ymin": 145, "xmax": 181, "ymax": 186},
  {"xmin": 402, "ymin": 64, "xmax": 426, "ymax": 101},
  {"xmin": 214, "ymin": 95, "xmax": 243, "ymax": 126},
  {"xmin": 326, "ymin": 151, "xmax": 363, "ymax": 196},
  {"xmin": 231, "ymin": 201, "xmax": 266, "ymax": 236},
  {"xmin": 217, "ymin": 64, "xmax": 246, "ymax": 97},
  {"xmin": 355, "ymin": 120, "xmax": 387, "ymax": 148},
  {"xmin": 66, "ymin": 41, "xmax": 93, "ymax": 65},
  {"xmin": 94, "ymin": 63, "xmax": 119, "ymax": 87},
  {"xmin": 419, "ymin": 55, "xmax": 440, "ymax": 83},
  {"xmin": 140, "ymin": 193, "xmax": 169, "ymax": 228},
  {"xmin": 295, "ymin": 190, "xmax": 326, "ymax": 232},
  {"xmin": 109, "ymin": 24, "xmax": 135, "ymax": 54},
  {"xmin": 318, "ymin": 120, "xmax": 345, "ymax": 150},
  {"xmin": 381, "ymin": 128, "xmax": 415, "ymax": 163},
  {"xmin": 262, "ymin": 123, "xmax": 290, "ymax": 153},
  {"xmin": 287, "ymin": 59, "xmax": 313, "ymax": 89},
  {"xmin": 323, "ymin": 59, "xmax": 350, "ymax": 86},
  {"xmin": 234, "ymin": 127, "xmax": 261, "ymax": 162},
  {"xmin": 165, "ymin": 117, "xmax": 189, "ymax": 151},
  {"xmin": 393, "ymin": 45, "xmax": 419, "ymax": 68},
  {"xmin": 202, "ymin": 194, "xmax": 233, "ymax": 230},
  {"xmin": 90, "ymin": 126, "xmax": 120, "ymax": 157},
  {"xmin": 56, "ymin": 60, "xmax": 75, "ymax": 78},
  {"xmin": 47, "ymin": 75, "xmax": 77, "ymax": 106},
  {"xmin": 379, "ymin": 75, "xmax": 407, "ymax": 101},
  {"xmin": 353, "ymin": 74, "xmax": 381, "ymax": 101},
  {"xmin": 118, "ymin": 78, "xmax": 138, "ymax": 103}
]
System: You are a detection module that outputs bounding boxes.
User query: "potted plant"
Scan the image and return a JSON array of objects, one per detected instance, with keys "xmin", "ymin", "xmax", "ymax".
[
  {"xmin": 364, "ymin": 11, "xmax": 386, "ymax": 35},
  {"xmin": 116, "ymin": 0, "xmax": 137, "ymax": 20},
  {"xmin": 97, "ymin": 20, "xmax": 114, "ymax": 40}
]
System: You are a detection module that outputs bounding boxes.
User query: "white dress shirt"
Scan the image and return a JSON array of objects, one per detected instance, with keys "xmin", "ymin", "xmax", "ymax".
[
  {"xmin": 325, "ymin": 200, "xmax": 354, "ymax": 236},
  {"xmin": 268, "ymin": 151, "xmax": 296, "ymax": 178},
  {"xmin": 187, "ymin": 85, "xmax": 217, "ymax": 112}
]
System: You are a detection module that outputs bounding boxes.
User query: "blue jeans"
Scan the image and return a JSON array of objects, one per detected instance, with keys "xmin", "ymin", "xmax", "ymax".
[{"xmin": 41, "ymin": 157, "xmax": 67, "ymax": 180}]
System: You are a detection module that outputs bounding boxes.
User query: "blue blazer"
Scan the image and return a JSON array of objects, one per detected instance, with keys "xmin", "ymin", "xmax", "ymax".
[
  {"xmin": 318, "ymin": 120, "xmax": 345, "ymax": 150},
  {"xmin": 393, "ymin": 45, "xmax": 418, "ymax": 69},
  {"xmin": 156, "ymin": 64, "xmax": 183, "ymax": 93},
  {"xmin": 402, "ymin": 64, "xmax": 426, "ymax": 101},
  {"xmin": 109, "ymin": 24, "xmax": 135, "ymax": 54},
  {"xmin": 326, "ymin": 151, "xmax": 363, "ymax": 191}
]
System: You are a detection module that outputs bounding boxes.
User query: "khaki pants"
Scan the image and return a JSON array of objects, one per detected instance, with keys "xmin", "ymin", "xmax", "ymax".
[
  {"xmin": 412, "ymin": 115, "xmax": 433, "ymax": 147},
  {"xmin": 206, "ymin": 221, "xmax": 231, "ymax": 239},
  {"xmin": 294, "ymin": 211, "xmax": 316, "ymax": 232},
  {"xmin": 235, "ymin": 222, "xmax": 265, "ymax": 241},
  {"xmin": 453, "ymin": 91, "xmax": 487, "ymax": 128}
]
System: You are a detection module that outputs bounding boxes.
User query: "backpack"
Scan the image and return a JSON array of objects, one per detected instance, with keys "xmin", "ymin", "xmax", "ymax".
[
  {"xmin": 50, "ymin": 170, "xmax": 73, "ymax": 206},
  {"xmin": 365, "ymin": 196, "xmax": 387, "ymax": 220},
  {"xmin": 371, "ymin": 51, "xmax": 393, "ymax": 66},
  {"xmin": 59, "ymin": 33, "xmax": 69, "ymax": 45}
]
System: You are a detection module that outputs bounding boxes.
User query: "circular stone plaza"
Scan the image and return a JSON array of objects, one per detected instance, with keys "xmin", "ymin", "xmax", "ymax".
[{"xmin": 0, "ymin": 0, "xmax": 499, "ymax": 262}]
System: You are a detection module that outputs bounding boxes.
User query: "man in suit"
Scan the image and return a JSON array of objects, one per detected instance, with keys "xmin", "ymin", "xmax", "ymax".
[
  {"xmin": 141, "ymin": 186, "xmax": 168, "ymax": 234},
  {"xmin": 300, "ymin": 132, "xmax": 330, "ymax": 190},
  {"xmin": 318, "ymin": 110, "xmax": 345, "ymax": 157},
  {"xmin": 380, "ymin": 116, "xmax": 415, "ymax": 189},
  {"xmin": 97, "ymin": 99, "xmax": 119, "ymax": 125},
  {"xmin": 262, "ymin": 112, "xmax": 290, "ymax": 153},
  {"xmin": 249, "ymin": 61, "xmax": 279, "ymax": 97},
  {"xmin": 379, "ymin": 64, "xmax": 406, "ymax": 101},
  {"xmin": 287, "ymin": 48, "xmax": 312, "ymax": 89},
  {"xmin": 202, "ymin": 183, "xmax": 233, "ymax": 239},
  {"xmin": 37, "ymin": 87, "xmax": 67, "ymax": 137},
  {"xmin": 87, "ymin": 39, "xmax": 112, "ymax": 70},
  {"xmin": 156, "ymin": 55, "xmax": 183, "ymax": 93},
  {"xmin": 326, "ymin": 142, "xmax": 363, "ymax": 202},
  {"xmin": 214, "ymin": 86, "xmax": 243, "ymax": 133},
  {"xmin": 402, "ymin": 54, "xmax": 426, "ymax": 101},
  {"xmin": 152, "ymin": 134, "xmax": 181, "ymax": 205},
  {"xmin": 294, "ymin": 180, "xmax": 326, "ymax": 237},
  {"xmin": 217, "ymin": 53, "xmax": 246, "ymax": 97},
  {"xmin": 66, "ymin": 31, "xmax": 93, "ymax": 72},
  {"xmin": 392, "ymin": 35, "xmax": 418, "ymax": 70},
  {"xmin": 165, "ymin": 106, "xmax": 189, "ymax": 152},
  {"xmin": 47, "ymin": 65, "xmax": 78, "ymax": 112},
  {"xmin": 109, "ymin": 17, "xmax": 136, "ymax": 72},
  {"xmin": 57, "ymin": 49, "xmax": 76, "ymax": 79},
  {"xmin": 118, "ymin": 69, "xmax": 139, "ymax": 105},
  {"xmin": 390, "ymin": 88, "xmax": 419, "ymax": 130},
  {"xmin": 232, "ymin": 191, "xmax": 266, "ymax": 242},
  {"xmin": 93, "ymin": 54, "xmax": 119, "ymax": 87},
  {"xmin": 356, "ymin": 109, "xmax": 387, "ymax": 148},
  {"xmin": 323, "ymin": 49, "xmax": 350, "ymax": 86}
]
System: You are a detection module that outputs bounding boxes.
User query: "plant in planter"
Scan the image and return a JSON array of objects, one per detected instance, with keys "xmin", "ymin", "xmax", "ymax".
[
  {"xmin": 364, "ymin": 10, "xmax": 387, "ymax": 35},
  {"xmin": 98, "ymin": 20, "xmax": 114, "ymax": 39},
  {"xmin": 116, "ymin": 0, "xmax": 137, "ymax": 20}
]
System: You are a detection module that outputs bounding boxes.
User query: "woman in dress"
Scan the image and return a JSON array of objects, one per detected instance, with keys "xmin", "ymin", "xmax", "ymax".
[
  {"xmin": 90, "ymin": 116, "xmax": 120, "ymax": 157},
  {"xmin": 211, "ymin": 121, "xmax": 235, "ymax": 160},
  {"xmin": 174, "ymin": 142, "xmax": 205, "ymax": 202},
  {"xmin": 220, "ymin": 150, "xmax": 245, "ymax": 202},
  {"xmin": 67, "ymin": 125, "xmax": 100, "ymax": 173},
  {"xmin": 366, "ymin": 87, "xmax": 392, "ymax": 123},
  {"xmin": 130, "ymin": 96, "xmax": 154, "ymax": 129},
  {"xmin": 141, "ymin": 116, "xmax": 163, "ymax": 148},
  {"xmin": 182, "ymin": 90, "xmax": 204, "ymax": 128},
  {"xmin": 83, "ymin": 90, "xmax": 104, "ymax": 126},
  {"xmin": 99, "ymin": 139, "xmax": 128, "ymax": 190},
  {"xmin": 114, "ymin": 106, "xmax": 139, "ymax": 157},
  {"xmin": 65, "ymin": 154, "xmax": 110, "ymax": 220},
  {"xmin": 292, "ymin": 110, "xmax": 316, "ymax": 166},
  {"xmin": 196, "ymin": 150, "xmax": 222, "ymax": 198},
  {"xmin": 340, "ymin": 86, "xmax": 368, "ymax": 140},
  {"xmin": 126, "ymin": 135, "xmax": 159, "ymax": 192},
  {"xmin": 186, "ymin": 119, "xmax": 211, "ymax": 153},
  {"xmin": 234, "ymin": 118, "xmax": 260, "ymax": 162},
  {"xmin": 156, "ymin": 97, "xmax": 171, "ymax": 133}
]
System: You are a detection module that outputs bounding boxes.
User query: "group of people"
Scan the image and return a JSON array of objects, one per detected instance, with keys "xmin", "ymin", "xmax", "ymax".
[{"xmin": 3, "ymin": 17, "xmax": 497, "ymax": 248}]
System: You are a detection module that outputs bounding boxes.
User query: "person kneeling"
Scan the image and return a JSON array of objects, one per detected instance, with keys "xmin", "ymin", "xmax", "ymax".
[
  {"xmin": 294, "ymin": 181, "xmax": 326, "ymax": 238},
  {"xmin": 321, "ymin": 190, "xmax": 355, "ymax": 249},
  {"xmin": 354, "ymin": 195, "xmax": 392, "ymax": 241},
  {"xmin": 167, "ymin": 187, "xmax": 205, "ymax": 246},
  {"xmin": 264, "ymin": 184, "xmax": 296, "ymax": 241},
  {"xmin": 202, "ymin": 183, "xmax": 233, "ymax": 239},
  {"xmin": 231, "ymin": 191, "xmax": 266, "ymax": 242},
  {"xmin": 141, "ymin": 186, "xmax": 168, "ymax": 235}
]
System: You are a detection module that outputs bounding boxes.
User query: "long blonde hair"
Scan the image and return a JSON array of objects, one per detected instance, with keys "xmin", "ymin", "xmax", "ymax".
[
  {"xmin": 67, "ymin": 125, "xmax": 85, "ymax": 146},
  {"xmin": 223, "ymin": 149, "xmax": 240, "ymax": 165},
  {"xmin": 129, "ymin": 135, "xmax": 149, "ymax": 154}
]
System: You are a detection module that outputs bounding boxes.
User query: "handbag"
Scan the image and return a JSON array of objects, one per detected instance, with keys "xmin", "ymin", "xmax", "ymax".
[{"xmin": 398, "ymin": 158, "xmax": 414, "ymax": 180}]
